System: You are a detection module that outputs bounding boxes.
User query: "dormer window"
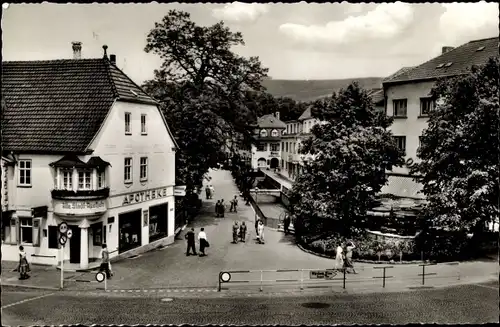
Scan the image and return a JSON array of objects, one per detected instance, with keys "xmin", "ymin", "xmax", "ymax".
[
  {"xmin": 260, "ymin": 129, "xmax": 268, "ymax": 137},
  {"xmin": 271, "ymin": 129, "xmax": 279, "ymax": 137}
]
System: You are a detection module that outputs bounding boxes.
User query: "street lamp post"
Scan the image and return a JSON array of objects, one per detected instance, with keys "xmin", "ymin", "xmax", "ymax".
[{"xmin": 254, "ymin": 187, "xmax": 259, "ymax": 222}]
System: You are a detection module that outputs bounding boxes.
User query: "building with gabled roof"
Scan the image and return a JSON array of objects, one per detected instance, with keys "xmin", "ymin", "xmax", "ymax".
[
  {"xmin": 381, "ymin": 36, "xmax": 498, "ymax": 200},
  {"xmin": 249, "ymin": 112, "xmax": 286, "ymax": 170},
  {"xmin": 1, "ymin": 43, "xmax": 180, "ymax": 269}
]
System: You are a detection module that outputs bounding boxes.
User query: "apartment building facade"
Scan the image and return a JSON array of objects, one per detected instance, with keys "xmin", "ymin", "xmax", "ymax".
[
  {"xmin": 1, "ymin": 44, "xmax": 179, "ymax": 268},
  {"xmin": 381, "ymin": 37, "xmax": 498, "ymax": 199},
  {"xmin": 250, "ymin": 112, "xmax": 286, "ymax": 170}
]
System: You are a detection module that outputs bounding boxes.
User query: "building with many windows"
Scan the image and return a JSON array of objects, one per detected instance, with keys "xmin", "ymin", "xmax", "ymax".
[
  {"xmin": 381, "ymin": 36, "xmax": 498, "ymax": 199},
  {"xmin": 1, "ymin": 43, "xmax": 179, "ymax": 268},
  {"xmin": 250, "ymin": 112, "xmax": 286, "ymax": 170}
]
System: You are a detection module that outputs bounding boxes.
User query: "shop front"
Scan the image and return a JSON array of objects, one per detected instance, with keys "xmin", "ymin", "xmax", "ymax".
[
  {"xmin": 148, "ymin": 203, "xmax": 168, "ymax": 242},
  {"xmin": 118, "ymin": 209, "xmax": 142, "ymax": 253}
]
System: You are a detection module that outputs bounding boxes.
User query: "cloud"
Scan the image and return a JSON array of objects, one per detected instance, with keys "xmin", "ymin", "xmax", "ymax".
[
  {"xmin": 212, "ymin": 2, "xmax": 269, "ymax": 23},
  {"xmin": 279, "ymin": 2, "xmax": 414, "ymax": 46},
  {"xmin": 439, "ymin": 2, "xmax": 499, "ymax": 43}
]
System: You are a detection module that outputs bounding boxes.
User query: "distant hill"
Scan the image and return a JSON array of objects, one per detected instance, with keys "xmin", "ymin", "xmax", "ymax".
[{"xmin": 262, "ymin": 77, "xmax": 383, "ymax": 102}]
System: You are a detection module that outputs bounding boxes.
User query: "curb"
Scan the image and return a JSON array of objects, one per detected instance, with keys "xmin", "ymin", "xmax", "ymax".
[
  {"xmin": 105, "ymin": 288, "xmax": 218, "ymax": 294},
  {"xmin": 1, "ymin": 283, "xmax": 60, "ymax": 291}
]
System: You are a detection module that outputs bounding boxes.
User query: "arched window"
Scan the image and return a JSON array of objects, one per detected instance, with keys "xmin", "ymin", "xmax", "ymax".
[
  {"xmin": 271, "ymin": 129, "xmax": 279, "ymax": 137},
  {"xmin": 260, "ymin": 129, "xmax": 268, "ymax": 137}
]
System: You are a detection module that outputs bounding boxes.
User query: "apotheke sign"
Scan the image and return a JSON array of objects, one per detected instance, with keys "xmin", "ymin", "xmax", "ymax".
[{"xmin": 122, "ymin": 188, "xmax": 168, "ymax": 206}]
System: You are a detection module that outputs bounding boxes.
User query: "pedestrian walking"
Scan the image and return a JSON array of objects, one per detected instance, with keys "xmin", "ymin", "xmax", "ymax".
[
  {"xmin": 255, "ymin": 218, "xmax": 260, "ymax": 235},
  {"xmin": 209, "ymin": 185, "xmax": 215, "ymax": 199},
  {"xmin": 17, "ymin": 246, "xmax": 30, "ymax": 280},
  {"xmin": 335, "ymin": 243, "xmax": 344, "ymax": 272},
  {"xmin": 219, "ymin": 199, "xmax": 225, "ymax": 218},
  {"xmin": 232, "ymin": 222, "xmax": 239, "ymax": 244},
  {"xmin": 229, "ymin": 195, "xmax": 238, "ymax": 212},
  {"xmin": 99, "ymin": 244, "xmax": 112, "ymax": 279},
  {"xmin": 257, "ymin": 220, "xmax": 265, "ymax": 244},
  {"xmin": 345, "ymin": 241, "xmax": 357, "ymax": 274},
  {"xmin": 283, "ymin": 213, "xmax": 291, "ymax": 235},
  {"xmin": 185, "ymin": 227, "xmax": 197, "ymax": 256},
  {"xmin": 215, "ymin": 200, "xmax": 221, "ymax": 217},
  {"xmin": 205, "ymin": 186, "xmax": 210, "ymax": 200},
  {"xmin": 239, "ymin": 221, "xmax": 247, "ymax": 242},
  {"xmin": 198, "ymin": 228, "xmax": 209, "ymax": 256}
]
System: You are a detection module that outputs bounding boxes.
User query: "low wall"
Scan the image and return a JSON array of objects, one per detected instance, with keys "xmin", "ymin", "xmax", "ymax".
[{"xmin": 366, "ymin": 230, "xmax": 416, "ymax": 241}]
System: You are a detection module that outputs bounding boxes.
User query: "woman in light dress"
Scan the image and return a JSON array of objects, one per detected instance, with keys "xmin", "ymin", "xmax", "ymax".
[
  {"xmin": 335, "ymin": 243, "xmax": 344, "ymax": 271},
  {"xmin": 257, "ymin": 220, "xmax": 265, "ymax": 244}
]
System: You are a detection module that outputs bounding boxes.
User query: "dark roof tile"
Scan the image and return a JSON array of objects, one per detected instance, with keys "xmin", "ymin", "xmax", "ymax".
[{"xmin": 383, "ymin": 37, "xmax": 498, "ymax": 84}]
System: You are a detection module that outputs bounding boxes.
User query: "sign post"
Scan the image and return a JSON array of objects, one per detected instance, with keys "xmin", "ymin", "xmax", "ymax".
[
  {"xmin": 60, "ymin": 246, "xmax": 64, "ymax": 289},
  {"xmin": 58, "ymin": 222, "xmax": 70, "ymax": 290}
]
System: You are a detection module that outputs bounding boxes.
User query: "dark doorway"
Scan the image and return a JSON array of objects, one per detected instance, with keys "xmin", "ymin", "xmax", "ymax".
[
  {"xmin": 270, "ymin": 158, "xmax": 279, "ymax": 169},
  {"xmin": 69, "ymin": 226, "xmax": 81, "ymax": 264}
]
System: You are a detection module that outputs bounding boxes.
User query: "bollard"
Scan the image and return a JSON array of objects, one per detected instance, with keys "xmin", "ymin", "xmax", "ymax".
[
  {"xmin": 104, "ymin": 273, "xmax": 107, "ymax": 291},
  {"xmin": 343, "ymin": 268, "xmax": 346, "ymax": 289},
  {"xmin": 300, "ymin": 270, "xmax": 304, "ymax": 291},
  {"xmin": 260, "ymin": 270, "xmax": 263, "ymax": 292},
  {"xmin": 218, "ymin": 272, "xmax": 222, "ymax": 292}
]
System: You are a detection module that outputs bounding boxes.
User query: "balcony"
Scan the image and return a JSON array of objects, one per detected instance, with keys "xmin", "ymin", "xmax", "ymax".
[{"xmin": 51, "ymin": 188, "xmax": 109, "ymax": 221}]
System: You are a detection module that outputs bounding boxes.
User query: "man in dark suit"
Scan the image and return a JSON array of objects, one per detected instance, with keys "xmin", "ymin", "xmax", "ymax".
[{"xmin": 185, "ymin": 228, "xmax": 197, "ymax": 256}]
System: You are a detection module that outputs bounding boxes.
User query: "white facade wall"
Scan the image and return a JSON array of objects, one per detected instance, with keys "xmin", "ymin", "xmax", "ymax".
[{"xmin": 1, "ymin": 100, "xmax": 177, "ymax": 266}]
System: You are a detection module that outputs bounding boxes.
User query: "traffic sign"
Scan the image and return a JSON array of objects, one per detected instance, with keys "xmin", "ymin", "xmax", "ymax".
[
  {"xmin": 58, "ymin": 222, "xmax": 68, "ymax": 234},
  {"xmin": 95, "ymin": 272, "xmax": 105, "ymax": 283},
  {"xmin": 220, "ymin": 272, "xmax": 231, "ymax": 282},
  {"xmin": 59, "ymin": 235, "xmax": 67, "ymax": 246},
  {"xmin": 309, "ymin": 270, "xmax": 336, "ymax": 279},
  {"xmin": 66, "ymin": 229, "xmax": 73, "ymax": 239}
]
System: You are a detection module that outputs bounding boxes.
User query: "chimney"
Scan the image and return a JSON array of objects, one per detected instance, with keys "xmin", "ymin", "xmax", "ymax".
[
  {"xmin": 71, "ymin": 41, "xmax": 82, "ymax": 59},
  {"xmin": 275, "ymin": 111, "xmax": 280, "ymax": 120},
  {"xmin": 102, "ymin": 45, "xmax": 108, "ymax": 59},
  {"xmin": 110, "ymin": 54, "xmax": 116, "ymax": 65},
  {"xmin": 442, "ymin": 46, "xmax": 454, "ymax": 54}
]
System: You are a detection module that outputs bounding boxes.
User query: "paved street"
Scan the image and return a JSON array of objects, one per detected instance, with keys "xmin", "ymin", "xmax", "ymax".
[{"xmin": 2, "ymin": 281, "xmax": 498, "ymax": 325}]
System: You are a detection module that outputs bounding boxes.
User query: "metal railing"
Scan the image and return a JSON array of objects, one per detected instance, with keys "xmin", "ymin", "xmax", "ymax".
[{"xmin": 218, "ymin": 262, "xmax": 462, "ymax": 292}]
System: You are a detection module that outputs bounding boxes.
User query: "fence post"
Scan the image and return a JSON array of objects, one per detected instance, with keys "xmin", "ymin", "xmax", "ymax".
[
  {"xmin": 218, "ymin": 272, "xmax": 222, "ymax": 292},
  {"xmin": 421, "ymin": 264, "xmax": 425, "ymax": 285},
  {"xmin": 104, "ymin": 273, "xmax": 107, "ymax": 291},
  {"xmin": 300, "ymin": 269, "xmax": 304, "ymax": 290},
  {"xmin": 260, "ymin": 270, "xmax": 263, "ymax": 292},
  {"xmin": 373, "ymin": 266, "xmax": 394, "ymax": 288}
]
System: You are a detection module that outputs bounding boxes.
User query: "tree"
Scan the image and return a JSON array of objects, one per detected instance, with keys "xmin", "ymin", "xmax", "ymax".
[
  {"xmin": 143, "ymin": 10, "xmax": 269, "ymax": 194},
  {"xmin": 289, "ymin": 83, "xmax": 404, "ymax": 238},
  {"xmin": 411, "ymin": 58, "xmax": 499, "ymax": 234}
]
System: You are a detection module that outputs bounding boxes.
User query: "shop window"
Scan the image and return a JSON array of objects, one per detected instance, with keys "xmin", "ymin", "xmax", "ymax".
[
  {"xmin": 97, "ymin": 171, "xmax": 105, "ymax": 189},
  {"xmin": 140, "ymin": 157, "xmax": 148, "ymax": 181},
  {"xmin": 125, "ymin": 112, "xmax": 131, "ymax": 134},
  {"xmin": 19, "ymin": 217, "xmax": 33, "ymax": 244},
  {"xmin": 1, "ymin": 216, "xmax": 16, "ymax": 244},
  {"xmin": 103, "ymin": 225, "xmax": 107, "ymax": 244},
  {"xmin": 92, "ymin": 222, "xmax": 103, "ymax": 246},
  {"xmin": 48, "ymin": 226, "xmax": 59, "ymax": 249},
  {"xmin": 61, "ymin": 169, "xmax": 73, "ymax": 190},
  {"xmin": 124, "ymin": 158, "xmax": 133, "ymax": 183},
  {"xmin": 141, "ymin": 114, "xmax": 147, "ymax": 135},
  {"xmin": 149, "ymin": 204, "xmax": 168, "ymax": 242},
  {"xmin": 78, "ymin": 170, "xmax": 92, "ymax": 190},
  {"xmin": 119, "ymin": 210, "xmax": 142, "ymax": 253},
  {"xmin": 18, "ymin": 159, "xmax": 32, "ymax": 187}
]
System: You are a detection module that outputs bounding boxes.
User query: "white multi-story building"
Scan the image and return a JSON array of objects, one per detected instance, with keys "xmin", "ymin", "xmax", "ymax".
[
  {"xmin": 250, "ymin": 112, "xmax": 286, "ymax": 170},
  {"xmin": 1, "ymin": 43, "xmax": 179, "ymax": 269},
  {"xmin": 381, "ymin": 37, "xmax": 498, "ymax": 199}
]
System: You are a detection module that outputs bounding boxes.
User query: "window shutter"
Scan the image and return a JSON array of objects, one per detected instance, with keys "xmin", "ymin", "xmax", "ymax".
[{"xmin": 32, "ymin": 218, "xmax": 42, "ymax": 247}]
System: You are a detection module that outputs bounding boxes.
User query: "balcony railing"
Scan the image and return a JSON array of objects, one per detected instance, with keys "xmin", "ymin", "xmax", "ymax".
[{"xmin": 51, "ymin": 187, "xmax": 110, "ymax": 200}]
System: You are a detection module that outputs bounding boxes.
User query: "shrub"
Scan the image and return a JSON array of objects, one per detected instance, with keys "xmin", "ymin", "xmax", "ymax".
[{"xmin": 415, "ymin": 229, "xmax": 471, "ymax": 261}]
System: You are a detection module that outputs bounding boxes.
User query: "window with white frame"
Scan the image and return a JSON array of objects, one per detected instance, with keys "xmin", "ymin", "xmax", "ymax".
[
  {"xmin": 140, "ymin": 157, "xmax": 148, "ymax": 181},
  {"xmin": 20, "ymin": 218, "xmax": 33, "ymax": 244},
  {"xmin": 420, "ymin": 98, "xmax": 435, "ymax": 116},
  {"xmin": 61, "ymin": 169, "xmax": 73, "ymax": 190},
  {"xmin": 78, "ymin": 170, "xmax": 92, "ymax": 190},
  {"xmin": 97, "ymin": 171, "xmax": 105, "ymax": 189},
  {"xmin": 125, "ymin": 112, "xmax": 132, "ymax": 134},
  {"xmin": 271, "ymin": 129, "xmax": 279, "ymax": 137},
  {"xmin": 271, "ymin": 143, "xmax": 280, "ymax": 151},
  {"xmin": 393, "ymin": 99, "xmax": 407, "ymax": 117},
  {"xmin": 18, "ymin": 160, "xmax": 32, "ymax": 186},
  {"xmin": 256, "ymin": 143, "xmax": 266, "ymax": 152},
  {"xmin": 393, "ymin": 136, "xmax": 406, "ymax": 153},
  {"xmin": 260, "ymin": 129, "xmax": 268, "ymax": 137},
  {"xmin": 124, "ymin": 158, "xmax": 133, "ymax": 183},
  {"xmin": 141, "ymin": 114, "xmax": 147, "ymax": 134}
]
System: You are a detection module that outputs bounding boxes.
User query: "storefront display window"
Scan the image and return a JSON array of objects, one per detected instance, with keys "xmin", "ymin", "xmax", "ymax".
[
  {"xmin": 119, "ymin": 210, "xmax": 142, "ymax": 253},
  {"xmin": 92, "ymin": 222, "xmax": 103, "ymax": 246},
  {"xmin": 149, "ymin": 203, "xmax": 168, "ymax": 242}
]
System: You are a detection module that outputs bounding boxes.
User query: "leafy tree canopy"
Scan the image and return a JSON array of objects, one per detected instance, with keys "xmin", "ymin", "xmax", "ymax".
[
  {"xmin": 411, "ymin": 57, "xmax": 499, "ymax": 233},
  {"xmin": 290, "ymin": 83, "xmax": 404, "ymax": 237}
]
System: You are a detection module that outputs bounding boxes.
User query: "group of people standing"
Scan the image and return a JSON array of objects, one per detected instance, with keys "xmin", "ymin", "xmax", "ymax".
[
  {"xmin": 232, "ymin": 221, "xmax": 247, "ymax": 243},
  {"xmin": 185, "ymin": 227, "xmax": 210, "ymax": 257},
  {"xmin": 216, "ymin": 195, "xmax": 239, "ymax": 217},
  {"xmin": 205, "ymin": 185, "xmax": 215, "ymax": 199},
  {"xmin": 334, "ymin": 241, "xmax": 357, "ymax": 274}
]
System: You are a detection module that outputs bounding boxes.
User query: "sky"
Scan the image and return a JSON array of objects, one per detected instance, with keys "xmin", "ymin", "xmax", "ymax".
[{"xmin": 2, "ymin": 2, "xmax": 498, "ymax": 85}]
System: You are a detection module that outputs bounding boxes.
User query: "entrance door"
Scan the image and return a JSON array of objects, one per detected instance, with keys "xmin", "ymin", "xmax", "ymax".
[{"xmin": 69, "ymin": 226, "xmax": 81, "ymax": 264}]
